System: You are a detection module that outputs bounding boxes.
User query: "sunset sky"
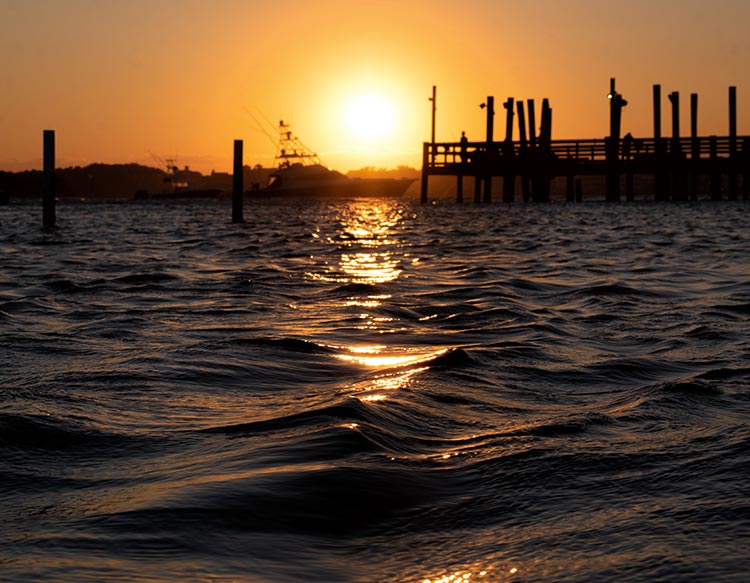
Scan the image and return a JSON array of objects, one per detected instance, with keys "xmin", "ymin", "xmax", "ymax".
[{"xmin": 2, "ymin": 0, "xmax": 750, "ymax": 173}]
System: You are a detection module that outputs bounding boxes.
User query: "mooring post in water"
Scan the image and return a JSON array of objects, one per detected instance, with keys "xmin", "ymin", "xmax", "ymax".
[
  {"xmin": 420, "ymin": 142, "xmax": 429, "ymax": 204},
  {"xmin": 728, "ymin": 86, "xmax": 738, "ymax": 200},
  {"xmin": 43, "ymin": 130, "xmax": 56, "ymax": 228},
  {"xmin": 517, "ymin": 100, "xmax": 530, "ymax": 202},
  {"xmin": 232, "ymin": 139, "xmax": 244, "ymax": 223},
  {"xmin": 653, "ymin": 84, "xmax": 668, "ymax": 202},
  {"xmin": 503, "ymin": 97, "xmax": 515, "ymax": 203},
  {"xmin": 690, "ymin": 93, "xmax": 699, "ymax": 201},
  {"xmin": 482, "ymin": 96, "xmax": 494, "ymax": 203}
]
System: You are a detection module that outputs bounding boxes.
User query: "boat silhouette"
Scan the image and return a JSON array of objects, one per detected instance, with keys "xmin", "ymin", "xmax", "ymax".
[
  {"xmin": 249, "ymin": 121, "xmax": 414, "ymax": 198},
  {"xmin": 134, "ymin": 156, "xmax": 224, "ymax": 200}
]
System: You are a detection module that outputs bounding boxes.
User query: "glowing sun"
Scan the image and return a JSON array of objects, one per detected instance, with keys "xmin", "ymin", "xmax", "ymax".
[{"xmin": 344, "ymin": 94, "xmax": 395, "ymax": 141}]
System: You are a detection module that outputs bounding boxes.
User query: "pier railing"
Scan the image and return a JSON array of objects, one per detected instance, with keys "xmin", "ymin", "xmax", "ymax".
[{"xmin": 426, "ymin": 136, "xmax": 748, "ymax": 170}]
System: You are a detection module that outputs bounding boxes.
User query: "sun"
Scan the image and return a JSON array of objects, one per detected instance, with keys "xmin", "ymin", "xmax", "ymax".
[{"xmin": 344, "ymin": 94, "xmax": 395, "ymax": 141}]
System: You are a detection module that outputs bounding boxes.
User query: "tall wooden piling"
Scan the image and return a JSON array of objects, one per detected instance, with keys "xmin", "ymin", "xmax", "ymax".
[
  {"xmin": 532, "ymin": 99, "xmax": 552, "ymax": 202},
  {"xmin": 668, "ymin": 91, "xmax": 687, "ymax": 201},
  {"xmin": 420, "ymin": 142, "xmax": 429, "ymax": 204},
  {"xmin": 728, "ymin": 86, "xmax": 738, "ymax": 200},
  {"xmin": 690, "ymin": 93, "xmax": 699, "ymax": 201},
  {"xmin": 517, "ymin": 100, "xmax": 530, "ymax": 202},
  {"xmin": 606, "ymin": 78, "xmax": 625, "ymax": 202},
  {"xmin": 527, "ymin": 99, "xmax": 537, "ymax": 148},
  {"xmin": 483, "ymin": 96, "xmax": 494, "ymax": 203},
  {"xmin": 709, "ymin": 136, "xmax": 721, "ymax": 200},
  {"xmin": 743, "ymin": 138, "xmax": 750, "ymax": 201},
  {"xmin": 43, "ymin": 130, "xmax": 56, "ymax": 228},
  {"xmin": 654, "ymin": 85, "xmax": 669, "ymax": 201},
  {"xmin": 503, "ymin": 98, "xmax": 515, "ymax": 203},
  {"xmin": 232, "ymin": 140, "xmax": 244, "ymax": 223},
  {"xmin": 430, "ymin": 86, "xmax": 437, "ymax": 146}
]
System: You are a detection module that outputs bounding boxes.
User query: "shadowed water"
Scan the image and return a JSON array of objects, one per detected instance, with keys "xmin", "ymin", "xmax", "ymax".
[{"xmin": 1, "ymin": 199, "xmax": 749, "ymax": 582}]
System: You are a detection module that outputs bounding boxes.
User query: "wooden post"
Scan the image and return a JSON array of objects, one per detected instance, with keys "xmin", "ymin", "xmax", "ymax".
[
  {"xmin": 43, "ymin": 130, "xmax": 55, "ymax": 228},
  {"xmin": 742, "ymin": 138, "xmax": 750, "ymax": 201},
  {"xmin": 709, "ymin": 136, "xmax": 721, "ymax": 201},
  {"xmin": 654, "ymin": 84, "xmax": 668, "ymax": 201},
  {"xmin": 517, "ymin": 100, "xmax": 530, "ymax": 202},
  {"xmin": 430, "ymin": 86, "xmax": 437, "ymax": 146},
  {"xmin": 420, "ymin": 142, "xmax": 429, "ymax": 204},
  {"xmin": 728, "ymin": 86, "xmax": 738, "ymax": 200},
  {"xmin": 456, "ymin": 175, "xmax": 463, "ymax": 203},
  {"xmin": 232, "ymin": 140, "xmax": 244, "ymax": 223},
  {"xmin": 533, "ymin": 99, "xmax": 552, "ymax": 202},
  {"xmin": 575, "ymin": 178, "xmax": 583, "ymax": 202},
  {"xmin": 668, "ymin": 91, "xmax": 686, "ymax": 201},
  {"xmin": 527, "ymin": 99, "xmax": 537, "ymax": 148},
  {"xmin": 483, "ymin": 96, "xmax": 494, "ymax": 203},
  {"xmin": 502, "ymin": 97, "xmax": 515, "ymax": 203},
  {"xmin": 566, "ymin": 173, "xmax": 575, "ymax": 202},
  {"xmin": 474, "ymin": 175, "xmax": 482, "ymax": 203},
  {"xmin": 690, "ymin": 93, "xmax": 699, "ymax": 201},
  {"xmin": 606, "ymin": 78, "xmax": 625, "ymax": 202}
]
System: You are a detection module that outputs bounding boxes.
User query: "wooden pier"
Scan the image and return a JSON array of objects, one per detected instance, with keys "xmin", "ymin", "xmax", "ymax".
[{"xmin": 421, "ymin": 81, "xmax": 750, "ymax": 203}]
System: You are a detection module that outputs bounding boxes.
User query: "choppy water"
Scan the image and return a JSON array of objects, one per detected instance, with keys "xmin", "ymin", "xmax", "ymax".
[{"xmin": 1, "ymin": 198, "xmax": 749, "ymax": 582}]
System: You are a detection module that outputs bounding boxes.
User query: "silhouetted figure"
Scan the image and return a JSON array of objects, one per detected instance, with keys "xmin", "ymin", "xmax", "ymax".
[
  {"xmin": 460, "ymin": 131, "xmax": 468, "ymax": 164},
  {"xmin": 622, "ymin": 132, "xmax": 633, "ymax": 161}
]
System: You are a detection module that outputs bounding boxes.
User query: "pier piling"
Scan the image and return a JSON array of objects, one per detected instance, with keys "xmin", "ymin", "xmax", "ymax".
[
  {"xmin": 419, "ymin": 79, "xmax": 748, "ymax": 205},
  {"xmin": 690, "ymin": 93, "xmax": 699, "ymax": 201},
  {"xmin": 668, "ymin": 91, "xmax": 687, "ymax": 201},
  {"xmin": 43, "ymin": 130, "xmax": 55, "ymax": 228},
  {"xmin": 516, "ymin": 100, "xmax": 531, "ymax": 202},
  {"xmin": 503, "ymin": 98, "xmax": 515, "ymax": 203},
  {"xmin": 654, "ymin": 85, "xmax": 669, "ymax": 201},
  {"xmin": 232, "ymin": 139, "xmax": 244, "ymax": 223},
  {"xmin": 482, "ymin": 96, "xmax": 495, "ymax": 203},
  {"xmin": 729, "ymin": 86, "xmax": 738, "ymax": 200}
]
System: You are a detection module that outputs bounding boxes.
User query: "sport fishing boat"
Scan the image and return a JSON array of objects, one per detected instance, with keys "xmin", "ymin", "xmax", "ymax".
[
  {"xmin": 134, "ymin": 157, "xmax": 224, "ymax": 200},
  {"xmin": 250, "ymin": 121, "xmax": 414, "ymax": 198}
]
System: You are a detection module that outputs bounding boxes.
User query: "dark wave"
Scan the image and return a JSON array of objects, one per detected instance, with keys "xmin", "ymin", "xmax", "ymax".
[{"xmin": 0, "ymin": 412, "xmax": 137, "ymax": 452}]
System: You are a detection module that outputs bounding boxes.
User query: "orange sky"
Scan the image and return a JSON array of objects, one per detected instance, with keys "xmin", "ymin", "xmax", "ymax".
[{"xmin": 2, "ymin": 0, "xmax": 750, "ymax": 173}]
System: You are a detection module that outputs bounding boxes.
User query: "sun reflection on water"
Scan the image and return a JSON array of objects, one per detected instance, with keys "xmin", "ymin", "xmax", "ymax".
[{"xmin": 421, "ymin": 566, "xmax": 521, "ymax": 583}]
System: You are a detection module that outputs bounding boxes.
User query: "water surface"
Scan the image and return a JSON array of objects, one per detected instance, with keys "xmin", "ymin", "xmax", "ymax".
[{"xmin": 1, "ymin": 199, "xmax": 749, "ymax": 582}]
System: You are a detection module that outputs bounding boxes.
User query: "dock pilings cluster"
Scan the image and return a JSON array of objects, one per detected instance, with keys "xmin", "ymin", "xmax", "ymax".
[{"xmin": 420, "ymin": 80, "xmax": 750, "ymax": 204}]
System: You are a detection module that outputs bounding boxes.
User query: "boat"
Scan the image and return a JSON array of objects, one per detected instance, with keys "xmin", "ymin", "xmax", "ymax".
[
  {"xmin": 134, "ymin": 157, "xmax": 224, "ymax": 200},
  {"xmin": 249, "ymin": 121, "xmax": 414, "ymax": 198}
]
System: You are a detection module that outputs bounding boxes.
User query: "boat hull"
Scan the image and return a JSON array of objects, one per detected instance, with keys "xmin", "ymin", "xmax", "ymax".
[{"xmin": 249, "ymin": 178, "xmax": 413, "ymax": 199}]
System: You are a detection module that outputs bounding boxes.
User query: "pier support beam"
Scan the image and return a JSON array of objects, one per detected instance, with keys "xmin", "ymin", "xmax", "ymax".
[
  {"xmin": 502, "ymin": 97, "xmax": 515, "ymax": 203},
  {"xmin": 729, "ymin": 86, "xmax": 738, "ymax": 200},
  {"xmin": 482, "ymin": 96, "xmax": 494, "ymax": 203},
  {"xmin": 532, "ymin": 99, "xmax": 552, "ymax": 202},
  {"xmin": 517, "ymin": 100, "xmax": 530, "ymax": 202},
  {"xmin": 232, "ymin": 139, "xmax": 244, "ymax": 223},
  {"xmin": 669, "ymin": 91, "xmax": 687, "ymax": 201},
  {"xmin": 653, "ymin": 85, "xmax": 669, "ymax": 201},
  {"xmin": 709, "ymin": 136, "xmax": 721, "ymax": 201},
  {"xmin": 690, "ymin": 93, "xmax": 699, "ymax": 201},
  {"xmin": 606, "ymin": 78, "xmax": 626, "ymax": 202},
  {"xmin": 43, "ymin": 130, "xmax": 56, "ymax": 228},
  {"xmin": 420, "ymin": 142, "xmax": 429, "ymax": 204}
]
